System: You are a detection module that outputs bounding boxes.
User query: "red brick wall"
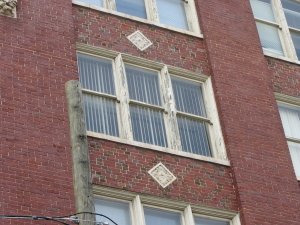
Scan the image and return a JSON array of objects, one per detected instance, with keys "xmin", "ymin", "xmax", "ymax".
[
  {"xmin": 89, "ymin": 138, "xmax": 238, "ymax": 211},
  {"xmin": 0, "ymin": 0, "xmax": 78, "ymax": 224}
]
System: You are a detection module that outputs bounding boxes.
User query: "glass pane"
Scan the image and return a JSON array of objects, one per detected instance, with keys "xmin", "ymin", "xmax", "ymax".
[
  {"xmin": 156, "ymin": 0, "xmax": 188, "ymax": 30},
  {"xmin": 94, "ymin": 198, "xmax": 131, "ymax": 225},
  {"xmin": 278, "ymin": 103, "xmax": 300, "ymax": 139},
  {"xmin": 250, "ymin": 0, "xmax": 276, "ymax": 22},
  {"xmin": 282, "ymin": 0, "xmax": 300, "ymax": 29},
  {"xmin": 126, "ymin": 65, "xmax": 162, "ymax": 106},
  {"xmin": 130, "ymin": 105, "xmax": 167, "ymax": 147},
  {"xmin": 83, "ymin": 94, "xmax": 119, "ymax": 137},
  {"xmin": 78, "ymin": 53, "xmax": 115, "ymax": 95},
  {"xmin": 144, "ymin": 207, "xmax": 182, "ymax": 225},
  {"xmin": 291, "ymin": 31, "xmax": 300, "ymax": 60},
  {"xmin": 194, "ymin": 216, "xmax": 229, "ymax": 225},
  {"xmin": 177, "ymin": 116, "xmax": 211, "ymax": 156},
  {"xmin": 256, "ymin": 22, "xmax": 284, "ymax": 55},
  {"xmin": 77, "ymin": 0, "xmax": 103, "ymax": 7},
  {"xmin": 171, "ymin": 76, "xmax": 206, "ymax": 117},
  {"xmin": 288, "ymin": 141, "xmax": 300, "ymax": 177},
  {"xmin": 115, "ymin": 0, "xmax": 147, "ymax": 19}
]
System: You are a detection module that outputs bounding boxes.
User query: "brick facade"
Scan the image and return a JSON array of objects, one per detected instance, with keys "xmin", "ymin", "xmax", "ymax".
[{"xmin": 0, "ymin": 0, "xmax": 300, "ymax": 224}]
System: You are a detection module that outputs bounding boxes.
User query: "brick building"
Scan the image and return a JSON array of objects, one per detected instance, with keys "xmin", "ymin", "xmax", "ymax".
[{"xmin": 1, "ymin": 0, "xmax": 300, "ymax": 224}]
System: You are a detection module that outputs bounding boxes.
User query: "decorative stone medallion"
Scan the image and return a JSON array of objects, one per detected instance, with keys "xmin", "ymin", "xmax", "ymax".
[
  {"xmin": 127, "ymin": 30, "xmax": 152, "ymax": 51},
  {"xmin": 148, "ymin": 163, "xmax": 176, "ymax": 188},
  {"xmin": 0, "ymin": 0, "xmax": 17, "ymax": 18}
]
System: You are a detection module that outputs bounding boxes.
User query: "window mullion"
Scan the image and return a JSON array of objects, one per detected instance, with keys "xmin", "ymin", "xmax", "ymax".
[
  {"xmin": 183, "ymin": 205, "xmax": 195, "ymax": 225},
  {"xmin": 145, "ymin": 0, "xmax": 159, "ymax": 22},
  {"xmin": 160, "ymin": 66, "xmax": 182, "ymax": 151},
  {"xmin": 114, "ymin": 54, "xmax": 134, "ymax": 140},
  {"xmin": 131, "ymin": 195, "xmax": 146, "ymax": 225},
  {"xmin": 104, "ymin": 0, "xmax": 116, "ymax": 10},
  {"xmin": 272, "ymin": 0, "xmax": 298, "ymax": 59}
]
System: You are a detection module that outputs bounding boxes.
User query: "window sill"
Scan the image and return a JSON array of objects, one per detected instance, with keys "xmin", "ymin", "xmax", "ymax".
[
  {"xmin": 87, "ymin": 131, "xmax": 230, "ymax": 166},
  {"xmin": 297, "ymin": 176, "xmax": 300, "ymax": 181},
  {"xmin": 72, "ymin": 0, "xmax": 203, "ymax": 39},
  {"xmin": 264, "ymin": 52, "xmax": 300, "ymax": 65}
]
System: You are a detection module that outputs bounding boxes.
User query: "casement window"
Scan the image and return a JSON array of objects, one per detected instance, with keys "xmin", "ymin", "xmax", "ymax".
[
  {"xmin": 277, "ymin": 102, "xmax": 300, "ymax": 179},
  {"xmin": 73, "ymin": 0, "xmax": 200, "ymax": 34},
  {"xmin": 250, "ymin": 0, "xmax": 300, "ymax": 61},
  {"xmin": 93, "ymin": 186, "xmax": 241, "ymax": 225},
  {"xmin": 76, "ymin": 44, "xmax": 227, "ymax": 163}
]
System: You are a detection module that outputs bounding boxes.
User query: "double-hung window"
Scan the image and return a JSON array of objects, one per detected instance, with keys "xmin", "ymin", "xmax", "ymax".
[
  {"xmin": 77, "ymin": 44, "xmax": 227, "ymax": 162},
  {"xmin": 250, "ymin": 0, "xmax": 300, "ymax": 61},
  {"xmin": 73, "ymin": 0, "xmax": 200, "ymax": 33},
  {"xmin": 277, "ymin": 102, "xmax": 300, "ymax": 179}
]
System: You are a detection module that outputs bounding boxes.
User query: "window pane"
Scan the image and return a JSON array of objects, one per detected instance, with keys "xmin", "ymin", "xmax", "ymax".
[
  {"xmin": 144, "ymin": 207, "xmax": 182, "ymax": 225},
  {"xmin": 177, "ymin": 116, "xmax": 211, "ymax": 156},
  {"xmin": 250, "ymin": 0, "xmax": 276, "ymax": 22},
  {"xmin": 278, "ymin": 103, "xmax": 300, "ymax": 139},
  {"xmin": 130, "ymin": 105, "xmax": 167, "ymax": 147},
  {"xmin": 291, "ymin": 31, "xmax": 300, "ymax": 60},
  {"xmin": 78, "ymin": 54, "xmax": 115, "ymax": 95},
  {"xmin": 83, "ymin": 94, "xmax": 119, "ymax": 137},
  {"xmin": 94, "ymin": 198, "xmax": 131, "ymax": 225},
  {"xmin": 156, "ymin": 0, "xmax": 188, "ymax": 30},
  {"xmin": 256, "ymin": 22, "xmax": 284, "ymax": 55},
  {"xmin": 194, "ymin": 216, "xmax": 229, "ymax": 225},
  {"xmin": 282, "ymin": 0, "xmax": 300, "ymax": 30},
  {"xmin": 126, "ymin": 65, "xmax": 162, "ymax": 106},
  {"xmin": 288, "ymin": 142, "xmax": 300, "ymax": 177},
  {"xmin": 171, "ymin": 76, "xmax": 206, "ymax": 117},
  {"xmin": 77, "ymin": 0, "xmax": 103, "ymax": 7},
  {"xmin": 115, "ymin": 0, "xmax": 147, "ymax": 19}
]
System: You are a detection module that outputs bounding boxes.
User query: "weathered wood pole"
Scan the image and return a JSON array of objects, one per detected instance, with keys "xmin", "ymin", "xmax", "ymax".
[{"xmin": 65, "ymin": 80, "xmax": 95, "ymax": 225}]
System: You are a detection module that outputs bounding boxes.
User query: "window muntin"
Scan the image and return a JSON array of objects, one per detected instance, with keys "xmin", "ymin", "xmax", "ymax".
[{"xmin": 278, "ymin": 103, "xmax": 300, "ymax": 177}]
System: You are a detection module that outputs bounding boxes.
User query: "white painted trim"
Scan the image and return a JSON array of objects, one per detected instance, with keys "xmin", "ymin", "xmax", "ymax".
[
  {"xmin": 264, "ymin": 51, "xmax": 300, "ymax": 64},
  {"xmin": 297, "ymin": 176, "xmax": 300, "ymax": 181},
  {"xmin": 87, "ymin": 131, "xmax": 230, "ymax": 166},
  {"xmin": 275, "ymin": 93, "xmax": 300, "ymax": 107},
  {"xmin": 72, "ymin": 0, "xmax": 203, "ymax": 38}
]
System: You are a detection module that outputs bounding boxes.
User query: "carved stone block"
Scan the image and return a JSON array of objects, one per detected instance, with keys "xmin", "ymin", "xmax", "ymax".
[
  {"xmin": 0, "ymin": 0, "xmax": 17, "ymax": 18},
  {"xmin": 148, "ymin": 163, "xmax": 176, "ymax": 188},
  {"xmin": 127, "ymin": 30, "xmax": 152, "ymax": 51}
]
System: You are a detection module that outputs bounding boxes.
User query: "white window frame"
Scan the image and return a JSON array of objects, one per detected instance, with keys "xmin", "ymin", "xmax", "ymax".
[
  {"xmin": 275, "ymin": 92, "xmax": 300, "ymax": 181},
  {"xmin": 77, "ymin": 42, "xmax": 228, "ymax": 166},
  {"xmin": 93, "ymin": 185, "xmax": 241, "ymax": 225},
  {"xmin": 251, "ymin": 0, "xmax": 300, "ymax": 64},
  {"xmin": 72, "ymin": 0, "xmax": 202, "ymax": 37}
]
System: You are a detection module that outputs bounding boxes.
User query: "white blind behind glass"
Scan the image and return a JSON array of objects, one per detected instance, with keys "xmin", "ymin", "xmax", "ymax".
[
  {"xmin": 250, "ymin": 0, "xmax": 276, "ymax": 22},
  {"xmin": 130, "ymin": 105, "xmax": 167, "ymax": 147},
  {"xmin": 78, "ymin": 53, "xmax": 115, "ymax": 95},
  {"xmin": 144, "ymin": 207, "xmax": 182, "ymax": 225},
  {"xmin": 83, "ymin": 94, "xmax": 119, "ymax": 137},
  {"xmin": 78, "ymin": 0, "xmax": 103, "ymax": 7},
  {"xmin": 126, "ymin": 65, "xmax": 162, "ymax": 106},
  {"xmin": 288, "ymin": 141, "xmax": 300, "ymax": 177},
  {"xmin": 291, "ymin": 31, "xmax": 300, "ymax": 60},
  {"xmin": 94, "ymin": 198, "xmax": 131, "ymax": 225},
  {"xmin": 171, "ymin": 76, "xmax": 206, "ymax": 117},
  {"xmin": 177, "ymin": 116, "xmax": 211, "ymax": 156},
  {"xmin": 115, "ymin": 0, "xmax": 147, "ymax": 19},
  {"xmin": 278, "ymin": 104, "xmax": 300, "ymax": 139},
  {"xmin": 282, "ymin": 0, "xmax": 300, "ymax": 30},
  {"xmin": 256, "ymin": 22, "xmax": 284, "ymax": 55},
  {"xmin": 156, "ymin": 0, "xmax": 188, "ymax": 30},
  {"xmin": 194, "ymin": 216, "xmax": 229, "ymax": 225}
]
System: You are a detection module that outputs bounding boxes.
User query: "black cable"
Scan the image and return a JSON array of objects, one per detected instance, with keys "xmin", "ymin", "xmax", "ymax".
[
  {"xmin": 54, "ymin": 212, "xmax": 118, "ymax": 225},
  {"xmin": 0, "ymin": 215, "xmax": 71, "ymax": 225}
]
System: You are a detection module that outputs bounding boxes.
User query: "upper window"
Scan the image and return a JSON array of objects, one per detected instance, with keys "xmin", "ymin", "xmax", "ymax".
[
  {"xmin": 76, "ymin": 45, "xmax": 227, "ymax": 162},
  {"xmin": 278, "ymin": 102, "xmax": 300, "ymax": 179},
  {"xmin": 250, "ymin": 0, "xmax": 300, "ymax": 61},
  {"xmin": 74, "ymin": 0, "xmax": 200, "ymax": 33}
]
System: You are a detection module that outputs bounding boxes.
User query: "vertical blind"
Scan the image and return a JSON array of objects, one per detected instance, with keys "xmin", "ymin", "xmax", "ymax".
[
  {"xmin": 290, "ymin": 31, "xmax": 300, "ymax": 60},
  {"xmin": 144, "ymin": 207, "xmax": 182, "ymax": 225},
  {"xmin": 288, "ymin": 142, "xmax": 300, "ymax": 177},
  {"xmin": 282, "ymin": 0, "xmax": 300, "ymax": 30},
  {"xmin": 156, "ymin": 0, "xmax": 188, "ymax": 30},
  {"xmin": 115, "ymin": 0, "xmax": 147, "ymax": 19},
  {"xmin": 94, "ymin": 198, "xmax": 131, "ymax": 225}
]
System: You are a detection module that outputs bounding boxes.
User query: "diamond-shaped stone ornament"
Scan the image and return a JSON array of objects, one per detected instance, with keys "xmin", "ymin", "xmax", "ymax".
[
  {"xmin": 127, "ymin": 30, "xmax": 152, "ymax": 51},
  {"xmin": 148, "ymin": 163, "xmax": 176, "ymax": 188}
]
